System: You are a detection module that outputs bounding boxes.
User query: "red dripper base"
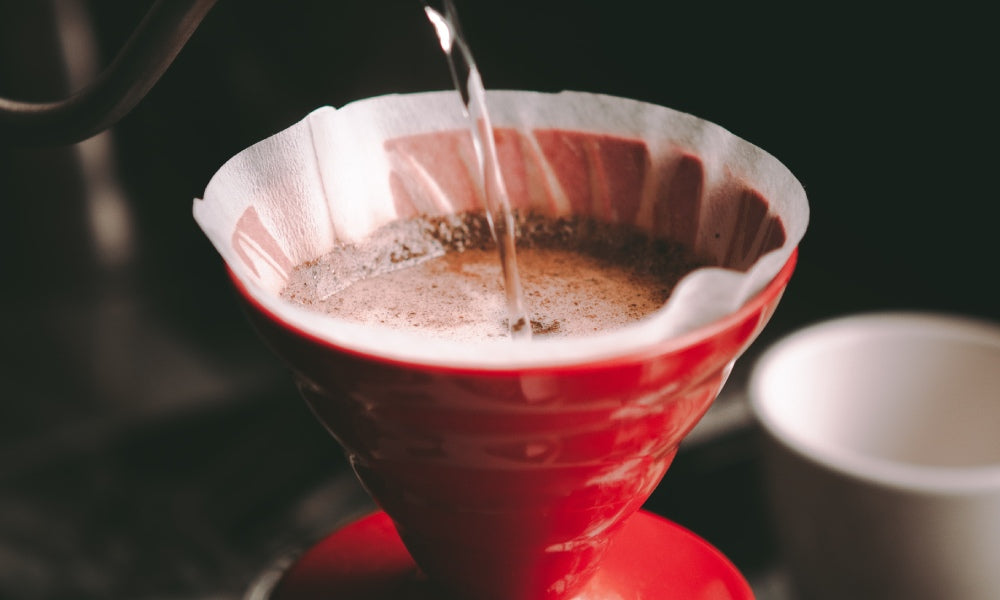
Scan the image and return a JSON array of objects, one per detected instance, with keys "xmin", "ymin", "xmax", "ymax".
[{"xmin": 268, "ymin": 510, "xmax": 753, "ymax": 600}]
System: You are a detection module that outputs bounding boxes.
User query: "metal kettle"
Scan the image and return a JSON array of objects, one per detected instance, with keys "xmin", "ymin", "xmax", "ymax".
[{"xmin": 0, "ymin": 0, "xmax": 217, "ymax": 145}]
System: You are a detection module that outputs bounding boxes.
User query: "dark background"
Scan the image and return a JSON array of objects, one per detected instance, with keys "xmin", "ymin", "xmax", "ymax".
[{"xmin": 1, "ymin": 1, "xmax": 996, "ymax": 598}]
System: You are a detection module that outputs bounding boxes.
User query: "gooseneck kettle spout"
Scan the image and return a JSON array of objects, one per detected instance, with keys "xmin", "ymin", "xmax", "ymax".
[{"xmin": 0, "ymin": 0, "xmax": 218, "ymax": 146}]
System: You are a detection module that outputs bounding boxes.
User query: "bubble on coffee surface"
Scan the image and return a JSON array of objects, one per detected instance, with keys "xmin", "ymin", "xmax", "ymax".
[{"xmin": 281, "ymin": 212, "xmax": 708, "ymax": 342}]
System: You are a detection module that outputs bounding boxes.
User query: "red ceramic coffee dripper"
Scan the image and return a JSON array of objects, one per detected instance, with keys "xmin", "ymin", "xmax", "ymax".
[
  {"xmin": 220, "ymin": 125, "xmax": 798, "ymax": 600},
  {"xmin": 234, "ymin": 252, "xmax": 793, "ymax": 600}
]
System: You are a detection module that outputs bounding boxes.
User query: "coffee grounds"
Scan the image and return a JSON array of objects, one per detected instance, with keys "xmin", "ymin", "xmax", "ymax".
[{"xmin": 281, "ymin": 211, "xmax": 709, "ymax": 340}]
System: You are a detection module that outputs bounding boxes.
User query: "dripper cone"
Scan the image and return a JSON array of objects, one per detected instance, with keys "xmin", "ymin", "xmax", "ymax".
[{"xmin": 196, "ymin": 91, "xmax": 806, "ymax": 600}]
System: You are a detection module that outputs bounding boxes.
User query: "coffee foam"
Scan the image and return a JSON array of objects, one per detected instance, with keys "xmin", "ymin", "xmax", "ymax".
[
  {"xmin": 281, "ymin": 213, "xmax": 693, "ymax": 341},
  {"xmin": 195, "ymin": 91, "xmax": 808, "ymax": 368}
]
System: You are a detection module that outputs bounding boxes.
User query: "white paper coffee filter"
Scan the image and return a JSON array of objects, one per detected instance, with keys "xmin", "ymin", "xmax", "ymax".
[{"xmin": 194, "ymin": 90, "xmax": 808, "ymax": 368}]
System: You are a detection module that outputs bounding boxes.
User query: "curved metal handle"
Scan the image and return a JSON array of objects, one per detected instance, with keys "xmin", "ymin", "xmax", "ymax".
[{"xmin": 0, "ymin": 0, "xmax": 219, "ymax": 146}]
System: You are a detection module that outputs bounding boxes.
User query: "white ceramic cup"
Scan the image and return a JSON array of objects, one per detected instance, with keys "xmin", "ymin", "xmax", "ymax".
[{"xmin": 749, "ymin": 312, "xmax": 1000, "ymax": 600}]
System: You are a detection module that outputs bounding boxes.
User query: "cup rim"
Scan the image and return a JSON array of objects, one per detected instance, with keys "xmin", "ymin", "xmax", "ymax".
[
  {"xmin": 229, "ymin": 248, "xmax": 797, "ymax": 374},
  {"xmin": 749, "ymin": 311, "xmax": 1000, "ymax": 495}
]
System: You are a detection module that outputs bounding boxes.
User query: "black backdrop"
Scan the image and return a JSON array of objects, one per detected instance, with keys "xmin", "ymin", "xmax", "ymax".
[{"xmin": 4, "ymin": 0, "xmax": 998, "ymax": 343}]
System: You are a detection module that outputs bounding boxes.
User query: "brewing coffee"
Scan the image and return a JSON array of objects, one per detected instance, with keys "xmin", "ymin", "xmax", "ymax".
[{"xmin": 281, "ymin": 211, "xmax": 708, "ymax": 341}]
